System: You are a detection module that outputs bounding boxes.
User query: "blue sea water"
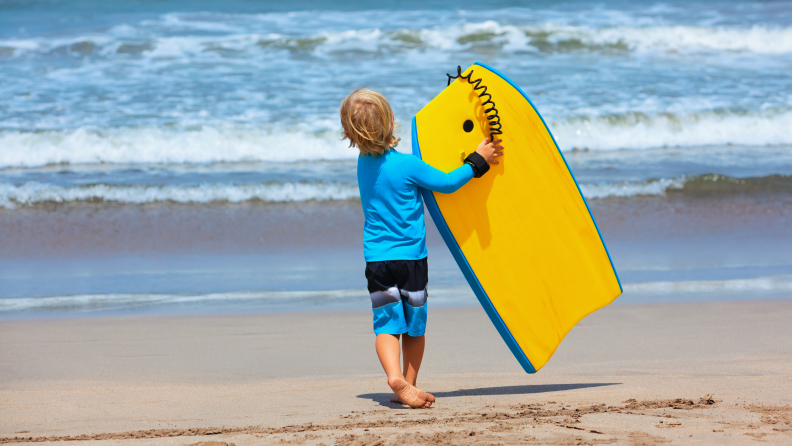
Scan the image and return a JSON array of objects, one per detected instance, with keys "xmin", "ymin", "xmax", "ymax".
[{"xmin": 1, "ymin": 0, "xmax": 791, "ymax": 316}]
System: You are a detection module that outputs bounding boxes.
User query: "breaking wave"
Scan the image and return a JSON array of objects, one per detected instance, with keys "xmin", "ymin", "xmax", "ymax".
[
  {"xmin": 2, "ymin": 174, "xmax": 788, "ymax": 209},
  {"xmin": 2, "ymin": 20, "xmax": 792, "ymax": 57},
  {"xmin": 2, "ymin": 109, "xmax": 791, "ymax": 169},
  {"xmin": 0, "ymin": 126, "xmax": 358, "ymax": 168},
  {"xmin": 581, "ymin": 174, "xmax": 792, "ymax": 200},
  {"xmin": 0, "ymin": 289, "xmax": 366, "ymax": 313},
  {"xmin": 551, "ymin": 109, "xmax": 792, "ymax": 151},
  {"xmin": 579, "ymin": 178, "xmax": 685, "ymax": 200},
  {"xmin": 4, "ymin": 275, "xmax": 792, "ymax": 313},
  {"xmin": 0, "ymin": 285, "xmax": 476, "ymax": 313},
  {"xmin": 0, "ymin": 181, "xmax": 360, "ymax": 209},
  {"xmin": 624, "ymin": 275, "xmax": 792, "ymax": 295}
]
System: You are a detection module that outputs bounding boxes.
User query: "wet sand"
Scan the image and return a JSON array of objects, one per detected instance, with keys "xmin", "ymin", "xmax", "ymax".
[
  {"xmin": 2, "ymin": 300, "xmax": 791, "ymax": 445},
  {"xmin": 3, "ymin": 194, "xmax": 791, "ymax": 258},
  {"xmin": 4, "ymin": 193, "xmax": 791, "ymax": 305}
]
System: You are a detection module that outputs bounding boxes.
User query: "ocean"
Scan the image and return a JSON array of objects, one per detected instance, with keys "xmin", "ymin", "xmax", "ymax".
[{"xmin": 1, "ymin": 0, "xmax": 791, "ymax": 316}]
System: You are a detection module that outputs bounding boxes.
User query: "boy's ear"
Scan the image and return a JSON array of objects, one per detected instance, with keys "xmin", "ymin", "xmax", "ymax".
[{"xmin": 345, "ymin": 133, "xmax": 350, "ymax": 140}]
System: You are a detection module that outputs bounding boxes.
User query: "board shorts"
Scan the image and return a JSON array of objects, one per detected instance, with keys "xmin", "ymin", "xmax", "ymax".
[{"xmin": 365, "ymin": 257, "xmax": 428, "ymax": 337}]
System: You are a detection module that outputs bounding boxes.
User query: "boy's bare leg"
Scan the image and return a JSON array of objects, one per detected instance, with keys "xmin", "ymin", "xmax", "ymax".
[
  {"xmin": 375, "ymin": 333, "xmax": 434, "ymax": 408},
  {"xmin": 401, "ymin": 334, "xmax": 425, "ymax": 386},
  {"xmin": 388, "ymin": 334, "xmax": 432, "ymax": 405}
]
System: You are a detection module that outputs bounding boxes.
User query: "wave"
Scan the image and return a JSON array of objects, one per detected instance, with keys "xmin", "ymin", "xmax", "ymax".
[
  {"xmin": 2, "ymin": 109, "xmax": 791, "ymax": 168},
  {"xmin": 0, "ymin": 126, "xmax": 358, "ymax": 168},
  {"xmin": 669, "ymin": 174, "xmax": 792, "ymax": 196},
  {"xmin": 523, "ymin": 23, "xmax": 792, "ymax": 54},
  {"xmin": 582, "ymin": 174, "xmax": 792, "ymax": 200},
  {"xmin": 0, "ymin": 285, "xmax": 476, "ymax": 313},
  {"xmin": 579, "ymin": 178, "xmax": 685, "ymax": 200},
  {"xmin": 4, "ymin": 275, "xmax": 791, "ymax": 313},
  {"xmin": 0, "ymin": 289, "xmax": 365, "ymax": 313},
  {"xmin": 623, "ymin": 275, "xmax": 792, "ymax": 295},
  {"xmin": 408, "ymin": 21, "xmax": 792, "ymax": 55},
  {"xmin": 0, "ymin": 181, "xmax": 359, "ymax": 209},
  {"xmin": 2, "ymin": 174, "xmax": 788, "ymax": 209},
  {"xmin": 552, "ymin": 109, "xmax": 792, "ymax": 151},
  {"xmin": 2, "ymin": 20, "xmax": 792, "ymax": 59}
]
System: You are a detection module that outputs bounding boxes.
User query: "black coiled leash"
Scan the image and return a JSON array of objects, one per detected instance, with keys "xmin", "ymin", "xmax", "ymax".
[{"xmin": 447, "ymin": 65, "xmax": 503, "ymax": 142}]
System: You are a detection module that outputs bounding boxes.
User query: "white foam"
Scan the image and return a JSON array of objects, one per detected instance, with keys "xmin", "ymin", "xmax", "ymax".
[
  {"xmin": 318, "ymin": 22, "xmax": 792, "ymax": 55},
  {"xmin": 550, "ymin": 110, "xmax": 792, "ymax": 151},
  {"xmin": 0, "ymin": 175, "xmax": 693, "ymax": 209},
  {"xmin": 0, "ymin": 289, "xmax": 363, "ymax": 313},
  {"xmin": 579, "ymin": 178, "xmax": 684, "ymax": 200},
  {"xmin": 3, "ymin": 20, "xmax": 792, "ymax": 58},
  {"xmin": 3, "ymin": 276, "xmax": 791, "ymax": 313},
  {"xmin": 0, "ymin": 285, "xmax": 482, "ymax": 313},
  {"xmin": 0, "ymin": 181, "xmax": 359, "ymax": 209},
  {"xmin": 316, "ymin": 28, "xmax": 384, "ymax": 54},
  {"xmin": 0, "ymin": 34, "xmax": 117, "ymax": 57},
  {"xmin": 583, "ymin": 24, "xmax": 792, "ymax": 54},
  {"xmin": 0, "ymin": 126, "xmax": 359, "ymax": 168},
  {"xmin": 624, "ymin": 275, "xmax": 792, "ymax": 295},
  {"xmin": 154, "ymin": 12, "xmax": 246, "ymax": 34},
  {"xmin": 308, "ymin": 21, "xmax": 792, "ymax": 55},
  {"xmin": 3, "ymin": 108, "xmax": 789, "ymax": 168}
]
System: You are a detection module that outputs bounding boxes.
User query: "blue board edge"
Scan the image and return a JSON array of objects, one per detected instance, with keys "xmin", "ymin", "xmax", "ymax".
[
  {"xmin": 473, "ymin": 62, "xmax": 623, "ymax": 293},
  {"xmin": 411, "ymin": 117, "xmax": 537, "ymax": 374}
]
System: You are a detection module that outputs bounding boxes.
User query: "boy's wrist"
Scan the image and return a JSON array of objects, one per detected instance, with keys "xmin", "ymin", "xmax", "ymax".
[
  {"xmin": 464, "ymin": 161, "xmax": 478, "ymax": 177},
  {"xmin": 464, "ymin": 152, "xmax": 490, "ymax": 178}
]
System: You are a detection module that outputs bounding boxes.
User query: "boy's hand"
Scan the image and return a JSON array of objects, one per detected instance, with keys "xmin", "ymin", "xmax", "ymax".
[{"xmin": 475, "ymin": 138, "xmax": 505, "ymax": 164}]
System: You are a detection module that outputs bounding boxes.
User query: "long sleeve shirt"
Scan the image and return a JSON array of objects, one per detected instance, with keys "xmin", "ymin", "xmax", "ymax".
[{"xmin": 357, "ymin": 149, "xmax": 474, "ymax": 262}]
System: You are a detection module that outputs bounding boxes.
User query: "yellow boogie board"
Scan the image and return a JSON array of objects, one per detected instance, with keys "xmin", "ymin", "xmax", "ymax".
[{"xmin": 412, "ymin": 63, "xmax": 622, "ymax": 373}]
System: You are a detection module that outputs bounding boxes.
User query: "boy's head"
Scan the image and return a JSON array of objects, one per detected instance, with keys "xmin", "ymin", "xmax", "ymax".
[{"xmin": 340, "ymin": 88, "xmax": 400, "ymax": 156}]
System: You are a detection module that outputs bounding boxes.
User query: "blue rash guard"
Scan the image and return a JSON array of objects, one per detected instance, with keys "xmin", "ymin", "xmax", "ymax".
[{"xmin": 357, "ymin": 149, "xmax": 474, "ymax": 262}]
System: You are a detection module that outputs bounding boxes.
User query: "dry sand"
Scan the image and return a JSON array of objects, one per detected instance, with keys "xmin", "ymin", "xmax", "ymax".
[{"xmin": 1, "ymin": 300, "xmax": 791, "ymax": 445}]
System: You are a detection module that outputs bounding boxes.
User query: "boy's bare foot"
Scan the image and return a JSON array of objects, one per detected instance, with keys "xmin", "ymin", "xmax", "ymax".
[{"xmin": 387, "ymin": 377, "xmax": 435, "ymax": 408}]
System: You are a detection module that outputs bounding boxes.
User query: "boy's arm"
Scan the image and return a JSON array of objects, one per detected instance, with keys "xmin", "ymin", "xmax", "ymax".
[
  {"xmin": 406, "ymin": 157, "xmax": 475, "ymax": 194},
  {"xmin": 406, "ymin": 138, "xmax": 505, "ymax": 194}
]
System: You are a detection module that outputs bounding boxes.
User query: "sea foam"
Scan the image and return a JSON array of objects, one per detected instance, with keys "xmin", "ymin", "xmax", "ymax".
[
  {"xmin": 7, "ymin": 174, "xmax": 771, "ymax": 209},
  {"xmin": 0, "ymin": 181, "xmax": 360, "ymax": 209},
  {"xmin": 3, "ymin": 275, "xmax": 791, "ymax": 313},
  {"xmin": 551, "ymin": 110, "xmax": 792, "ymax": 151},
  {"xmin": 2, "ymin": 108, "xmax": 790, "ymax": 169},
  {"xmin": 3, "ymin": 21, "xmax": 792, "ymax": 57},
  {"xmin": 0, "ymin": 126, "xmax": 358, "ymax": 168},
  {"xmin": 578, "ymin": 178, "xmax": 685, "ymax": 200}
]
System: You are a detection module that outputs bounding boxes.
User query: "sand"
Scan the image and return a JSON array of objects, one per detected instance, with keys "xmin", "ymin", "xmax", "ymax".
[{"xmin": 2, "ymin": 300, "xmax": 791, "ymax": 445}]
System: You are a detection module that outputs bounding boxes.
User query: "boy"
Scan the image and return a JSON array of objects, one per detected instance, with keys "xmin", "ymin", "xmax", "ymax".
[{"xmin": 340, "ymin": 88, "xmax": 504, "ymax": 409}]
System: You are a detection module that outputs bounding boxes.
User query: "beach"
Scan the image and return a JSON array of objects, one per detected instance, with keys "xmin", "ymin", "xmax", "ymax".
[
  {"xmin": 2, "ymin": 300, "xmax": 791, "ymax": 445},
  {"xmin": 2, "ymin": 0, "xmax": 792, "ymax": 444}
]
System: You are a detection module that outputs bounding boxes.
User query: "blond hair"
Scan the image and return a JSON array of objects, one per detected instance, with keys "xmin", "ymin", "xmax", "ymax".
[{"xmin": 340, "ymin": 88, "xmax": 400, "ymax": 156}]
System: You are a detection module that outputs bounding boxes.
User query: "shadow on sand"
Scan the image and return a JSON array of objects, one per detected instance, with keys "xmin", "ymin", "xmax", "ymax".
[{"xmin": 357, "ymin": 382, "xmax": 621, "ymax": 408}]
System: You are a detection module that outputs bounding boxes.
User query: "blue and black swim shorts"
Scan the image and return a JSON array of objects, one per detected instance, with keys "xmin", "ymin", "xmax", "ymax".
[{"xmin": 365, "ymin": 257, "xmax": 428, "ymax": 337}]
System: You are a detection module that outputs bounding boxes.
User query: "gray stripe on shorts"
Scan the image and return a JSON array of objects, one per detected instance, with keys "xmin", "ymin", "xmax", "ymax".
[
  {"xmin": 370, "ymin": 287, "xmax": 401, "ymax": 309},
  {"xmin": 400, "ymin": 288, "xmax": 427, "ymax": 308}
]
